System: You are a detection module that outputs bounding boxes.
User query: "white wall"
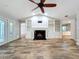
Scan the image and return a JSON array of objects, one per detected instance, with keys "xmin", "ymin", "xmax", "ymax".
[
  {"xmin": 31, "ymin": 16, "xmax": 48, "ymax": 28},
  {"xmin": 0, "ymin": 17, "xmax": 20, "ymax": 45}
]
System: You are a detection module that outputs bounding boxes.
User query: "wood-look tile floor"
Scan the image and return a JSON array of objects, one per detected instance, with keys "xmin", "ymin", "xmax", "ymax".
[{"xmin": 0, "ymin": 38, "xmax": 79, "ymax": 59}]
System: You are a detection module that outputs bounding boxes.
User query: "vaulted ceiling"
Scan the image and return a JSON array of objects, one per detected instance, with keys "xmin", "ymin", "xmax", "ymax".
[{"xmin": 0, "ymin": 0, "xmax": 79, "ymax": 20}]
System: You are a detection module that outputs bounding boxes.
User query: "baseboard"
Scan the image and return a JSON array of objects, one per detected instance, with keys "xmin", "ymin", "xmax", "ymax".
[{"xmin": 0, "ymin": 37, "xmax": 21, "ymax": 46}]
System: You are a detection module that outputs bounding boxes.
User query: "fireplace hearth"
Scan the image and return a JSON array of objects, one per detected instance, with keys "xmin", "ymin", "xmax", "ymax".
[{"xmin": 34, "ymin": 30, "xmax": 46, "ymax": 40}]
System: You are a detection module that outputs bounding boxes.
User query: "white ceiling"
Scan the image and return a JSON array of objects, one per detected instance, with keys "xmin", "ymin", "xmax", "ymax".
[{"xmin": 0, "ymin": 0, "xmax": 79, "ymax": 20}]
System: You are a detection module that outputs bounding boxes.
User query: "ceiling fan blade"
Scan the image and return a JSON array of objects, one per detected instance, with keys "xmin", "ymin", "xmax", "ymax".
[
  {"xmin": 44, "ymin": 4, "xmax": 57, "ymax": 7},
  {"xmin": 29, "ymin": 0, "xmax": 37, "ymax": 4},
  {"xmin": 40, "ymin": 7, "xmax": 45, "ymax": 13},
  {"xmin": 32, "ymin": 6, "xmax": 39, "ymax": 11},
  {"xmin": 40, "ymin": 0, "xmax": 46, "ymax": 3}
]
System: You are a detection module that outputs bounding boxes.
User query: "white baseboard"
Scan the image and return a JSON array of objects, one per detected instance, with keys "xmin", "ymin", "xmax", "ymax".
[{"xmin": 0, "ymin": 37, "xmax": 20, "ymax": 46}]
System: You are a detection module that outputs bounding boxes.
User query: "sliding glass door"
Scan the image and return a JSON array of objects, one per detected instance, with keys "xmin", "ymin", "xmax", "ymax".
[
  {"xmin": 9, "ymin": 22, "xmax": 14, "ymax": 39},
  {"xmin": 9, "ymin": 22, "xmax": 13, "ymax": 33},
  {"xmin": 0, "ymin": 20, "xmax": 4, "ymax": 42}
]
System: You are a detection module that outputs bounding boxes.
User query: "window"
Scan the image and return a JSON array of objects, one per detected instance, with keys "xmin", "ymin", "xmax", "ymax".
[
  {"xmin": 55, "ymin": 20, "xmax": 60, "ymax": 32},
  {"xmin": 0, "ymin": 20, "xmax": 4, "ymax": 42},
  {"xmin": 62, "ymin": 24, "xmax": 71, "ymax": 32},
  {"xmin": 9, "ymin": 22, "xmax": 14, "ymax": 39},
  {"xmin": 21, "ymin": 23, "xmax": 26, "ymax": 35}
]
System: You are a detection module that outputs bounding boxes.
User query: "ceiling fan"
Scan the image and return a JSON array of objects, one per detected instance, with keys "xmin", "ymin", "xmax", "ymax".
[{"xmin": 29, "ymin": 0, "xmax": 57, "ymax": 13}]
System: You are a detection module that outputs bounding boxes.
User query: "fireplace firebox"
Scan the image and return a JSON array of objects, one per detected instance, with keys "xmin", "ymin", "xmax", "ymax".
[{"xmin": 34, "ymin": 30, "xmax": 46, "ymax": 40}]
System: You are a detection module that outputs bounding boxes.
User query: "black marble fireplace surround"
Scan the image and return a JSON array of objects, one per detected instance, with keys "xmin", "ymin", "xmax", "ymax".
[{"xmin": 34, "ymin": 30, "xmax": 46, "ymax": 40}]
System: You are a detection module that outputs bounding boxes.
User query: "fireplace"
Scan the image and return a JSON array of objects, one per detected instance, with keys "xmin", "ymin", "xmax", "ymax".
[{"xmin": 34, "ymin": 30, "xmax": 46, "ymax": 40}]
